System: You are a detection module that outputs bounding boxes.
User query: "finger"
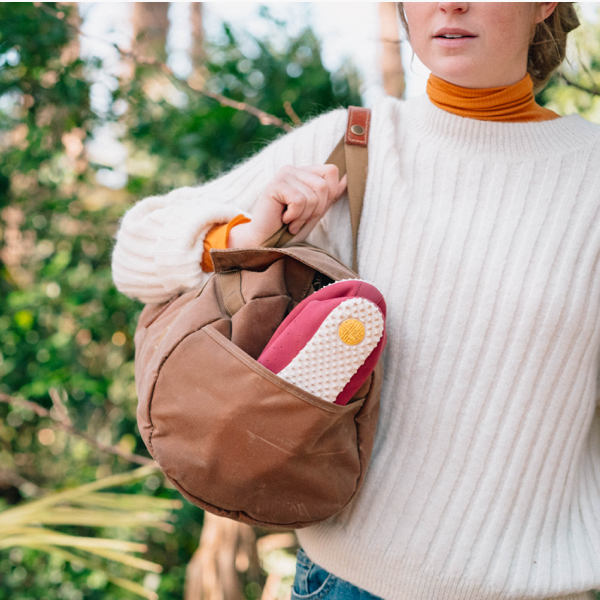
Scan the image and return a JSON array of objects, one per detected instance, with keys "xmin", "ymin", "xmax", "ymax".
[
  {"xmin": 287, "ymin": 168, "xmax": 333, "ymax": 208},
  {"xmin": 283, "ymin": 179, "xmax": 324, "ymax": 235},
  {"xmin": 285, "ymin": 170, "xmax": 345, "ymax": 234},
  {"xmin": 276, "ymin": 183, "xmax": 307, "ymax": 225},
  {"xmin": 296, "ymin": 164, "xmax": 340, "ymax": 181},
  {"xmin": 296, "ymin": 164, "xmax": 341, "ymax": 203},
  {"xmin": 320, "ymin": 164, "xmax": 343, "ymax": 203},
  {"xmin": 268, "ymin": 165, "xmax": 342, "ymax": 233},
  {"xmin": 278, "ymin": 187, "xmax": 322, "ymax": 236},
  {"xmin": 334, "ymin": 173, "xmax": 347, "ymax": 201}
]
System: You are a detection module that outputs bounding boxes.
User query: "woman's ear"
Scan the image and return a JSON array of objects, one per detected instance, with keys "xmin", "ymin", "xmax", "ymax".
[{"xmin": 534, "ymin": 2, "xmax": 558, "ymax": 24}]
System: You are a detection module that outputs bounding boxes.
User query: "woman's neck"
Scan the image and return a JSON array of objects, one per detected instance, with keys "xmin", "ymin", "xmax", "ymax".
[{"xmin": 425, "ymin": 72, "xmax": 560, "ymax": 122}]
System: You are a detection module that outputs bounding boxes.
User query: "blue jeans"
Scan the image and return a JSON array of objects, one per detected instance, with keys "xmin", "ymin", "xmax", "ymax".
[
  {"xmin": 291, "ymin": 548, "xmax": 597, "ymax": 600},
  {"xmin": 291, "ymin": 547, "xmax": 383, "ymax": 600}
]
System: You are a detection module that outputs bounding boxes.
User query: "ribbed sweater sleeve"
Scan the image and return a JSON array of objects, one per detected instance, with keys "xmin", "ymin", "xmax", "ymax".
[{"xmin": 111, "ymin": 108, "xmax": 348, "ymax": 304}]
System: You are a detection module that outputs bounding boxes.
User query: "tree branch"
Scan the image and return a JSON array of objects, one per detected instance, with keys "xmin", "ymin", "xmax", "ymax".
[
  {"xmin": 0, "ymin": 393, "xmax": 155, "ymax": 467},
  {"xmin": 37, "ymin": 2, "xmax": 294, "ymax": 132},
  {"xmin": 49, "ymin": 387, "xmax": 72, "ymax": 427},
  {"xmin": 557, "ymin": 72, "xmax": 600, "ymax": 97},
  {"xmin": 283, "ymin": 101, "xmax": 302, "ymax": 127}
]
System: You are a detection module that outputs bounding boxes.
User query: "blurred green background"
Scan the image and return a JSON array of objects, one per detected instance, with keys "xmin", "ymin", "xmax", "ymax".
[{"xmin": 0, "ymin": 2, "xmax": 599, "ymax": 599}]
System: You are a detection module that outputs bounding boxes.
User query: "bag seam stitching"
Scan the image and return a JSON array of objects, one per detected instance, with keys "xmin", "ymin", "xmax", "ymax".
[{"xmin": 204, "ymin": 324, "xmax": 359, "ymax": 413}]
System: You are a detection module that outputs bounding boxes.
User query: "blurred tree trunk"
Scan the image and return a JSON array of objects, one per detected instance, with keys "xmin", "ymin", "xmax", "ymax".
[
  {"xmin": 379, "ymin": 2, "xmax": 405, "ymax": 98},
  {"xmin": 184, "ymin": 512, "xmax": 259, "ymax": 600},
  {"xmin": 188, "ymin": 3, "xmax": 209, "ymax": 90},
  {"xmin": 191, "ymin": 3, "xmax": 206, "ymax": 67},
  {"xmin": 132, "ymin": 2, "xmax": 170, "ymax": 61}
]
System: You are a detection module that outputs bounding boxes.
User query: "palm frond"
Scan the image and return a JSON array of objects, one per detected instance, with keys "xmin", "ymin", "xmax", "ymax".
[
  {"xmin": 33, "ymin": 544, "xmax": 160, "ymax": 600},
  {"xmin": 0, "ymin": 465, "xmax": 180, "ymax": 599}
]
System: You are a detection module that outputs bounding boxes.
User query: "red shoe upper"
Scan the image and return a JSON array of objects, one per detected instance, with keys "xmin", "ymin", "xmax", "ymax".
[{"xmin": 257, "ymin": 279, "xmax": 387, "ymax": 405}]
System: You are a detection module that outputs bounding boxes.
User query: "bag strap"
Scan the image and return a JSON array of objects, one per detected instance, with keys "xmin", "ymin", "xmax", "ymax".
[{"xmin": 262, "ymin": 106, "xmax": 371, "ymax": 274}]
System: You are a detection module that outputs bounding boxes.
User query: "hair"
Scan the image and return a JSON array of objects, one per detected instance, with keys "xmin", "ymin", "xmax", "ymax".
[{"xmin": 396, "ymin": 3, "xmax": 581, "ymax": 94}]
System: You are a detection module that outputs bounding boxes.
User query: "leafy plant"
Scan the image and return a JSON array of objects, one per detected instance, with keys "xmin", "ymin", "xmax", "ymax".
[
  {"xmin": 0, "ymin": 465, "xmax": 180, "ymax": 600},
  {"xmin": 0, "ymin": 3, "xmax": 362, "ymax": 598},
  {"xmin": 535, "ymin": 4, "xmax": 600, "ymax": 123}
]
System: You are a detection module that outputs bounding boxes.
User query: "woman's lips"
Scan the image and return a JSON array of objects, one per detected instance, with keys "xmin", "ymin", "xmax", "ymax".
[{"xmin": 434, "ymin": 36, "xmax": 476, "ymax": 47}]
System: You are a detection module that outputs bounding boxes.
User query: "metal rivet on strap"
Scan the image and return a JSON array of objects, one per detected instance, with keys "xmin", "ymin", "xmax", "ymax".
[{"xmin": 350, "ymin": 124, "xmax": 364, "ymax": 136}]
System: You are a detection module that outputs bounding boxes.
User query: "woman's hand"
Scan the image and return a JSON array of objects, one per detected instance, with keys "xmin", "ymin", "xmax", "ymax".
[{"xmin": 228, "ymin": 164, "xmax": 347, "ymax": 248}]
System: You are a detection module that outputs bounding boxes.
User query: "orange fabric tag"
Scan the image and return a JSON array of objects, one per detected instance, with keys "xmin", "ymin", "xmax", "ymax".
[
  {"xmin": 426, "ymin": 72, "xmax": 560, "ymax": 122},
  {"xmin": 201, "ymin": 214, "xmax": 251, "ymax": 272}
]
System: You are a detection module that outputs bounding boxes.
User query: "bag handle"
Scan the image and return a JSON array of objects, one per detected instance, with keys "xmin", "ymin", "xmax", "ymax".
[{"xmin": 261, "ymin": 106, "xmax": 371, "ymax": 274}]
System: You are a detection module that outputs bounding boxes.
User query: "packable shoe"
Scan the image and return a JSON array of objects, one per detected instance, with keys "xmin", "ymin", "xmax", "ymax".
[{"xmin": 257, "ymin": 279, "xmax": 386, "ymax": 405}]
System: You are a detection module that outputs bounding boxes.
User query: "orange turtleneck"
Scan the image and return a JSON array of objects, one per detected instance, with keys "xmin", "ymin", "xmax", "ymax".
[
  {"xmin": 201, "ymin": 72, "xmax": 560, "ymax": 271},
  {"xmin": 426, "ymin": 72, "xmax": 560, "ymax": 122}
]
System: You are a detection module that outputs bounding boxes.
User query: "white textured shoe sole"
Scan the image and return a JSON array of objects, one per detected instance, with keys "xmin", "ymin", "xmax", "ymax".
[{"xmin": 277, "ymin": 298, "xmax": 384, "ymax": 403}]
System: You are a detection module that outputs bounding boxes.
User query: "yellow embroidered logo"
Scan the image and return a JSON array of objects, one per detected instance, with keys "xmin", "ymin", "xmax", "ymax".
[{"xmin": 338, "ymin": 319, "xmax": 365, "ymax": 345}]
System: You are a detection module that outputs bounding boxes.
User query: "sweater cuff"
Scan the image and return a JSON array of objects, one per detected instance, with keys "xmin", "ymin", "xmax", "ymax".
[
  {"xmin": 201, "ymin": 214, "xmax": 252, "ymax": 272},
  {"xmin": 155, "ymin": 202, "xmax": 248, "ymax": 295}
]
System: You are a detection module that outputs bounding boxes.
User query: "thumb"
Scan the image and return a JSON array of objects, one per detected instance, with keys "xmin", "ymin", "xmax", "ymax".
[{"xmin": 335, "ymin": 173, "xmax": 348, "ymax": 200}]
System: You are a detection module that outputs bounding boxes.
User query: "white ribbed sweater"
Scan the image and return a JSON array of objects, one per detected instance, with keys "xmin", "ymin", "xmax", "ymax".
[{"xmin": 112, "ymin": 94, "xmax": 600, "ymax": 600}]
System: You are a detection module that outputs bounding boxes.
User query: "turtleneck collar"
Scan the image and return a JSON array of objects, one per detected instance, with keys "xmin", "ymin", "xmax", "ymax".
[
  {"xmin": 426, "ymin": 72, "xmax": 560, "ymax": 123},
  {"xmin": 397, "ymin": 93, "xmax": 597, "ymax": 163}
]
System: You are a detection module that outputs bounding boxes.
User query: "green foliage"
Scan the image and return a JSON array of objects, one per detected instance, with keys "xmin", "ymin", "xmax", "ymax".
[
  {"xmin": 535, "ymin": 6, "xmax": 600, "ymax": 123},
  {"xmin": 0, "ymin": 465, "xmax": 182, "ymax": 600},
  {"xmin": 115, "ymin": 8, "xmax": 361, "ymax": 196},
  {"xmin": 0, "ymin": 3, "xmax": 361, "ymax": 599}
]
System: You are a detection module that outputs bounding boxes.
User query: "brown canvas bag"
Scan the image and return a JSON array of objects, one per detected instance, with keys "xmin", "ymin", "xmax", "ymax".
[{"xmin": 134, "ymin": 106, "xmax": 382, "ymax": 529}]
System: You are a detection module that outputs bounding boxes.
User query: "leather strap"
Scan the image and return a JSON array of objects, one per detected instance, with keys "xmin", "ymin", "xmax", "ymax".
[
  {"xmin": 263, "ymin": 106, "xmax": 371, "ymax": 274},
  {"xmin": 261, "ymin": 224, "xmax": 294, "ymax": 248},
  {"xmin": 345, "ymin": 105, "xmax": 370, "ymax": 148},
  {"xmin": 344, "ymin": 107, "xmax": 370, "ymax": 272}
]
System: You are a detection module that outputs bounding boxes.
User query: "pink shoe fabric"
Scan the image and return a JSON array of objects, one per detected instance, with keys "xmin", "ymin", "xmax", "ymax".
[{"xmin": 257, "ymin": 279, "xmax": 387, "ymax": 405}]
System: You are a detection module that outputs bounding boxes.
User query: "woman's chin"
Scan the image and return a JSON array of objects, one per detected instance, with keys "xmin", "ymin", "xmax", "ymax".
[{"xmin": 429, "ymin": 62, "xmax": 485, "ymax": 88}]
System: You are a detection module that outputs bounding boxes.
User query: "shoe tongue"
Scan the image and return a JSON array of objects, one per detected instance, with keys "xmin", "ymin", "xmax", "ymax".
[
  {"xmin": 320, "ymin": 279, "xmax": 362, "ymax": 301},
  {"xmin": 322, "ymin": 280, "xmax": 386, "ymax": 317}
]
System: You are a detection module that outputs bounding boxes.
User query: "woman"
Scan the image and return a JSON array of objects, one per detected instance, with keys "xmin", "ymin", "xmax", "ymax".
[{"xmin": 112, "ymin": 3, "xmax": 600, "ymax": 599}]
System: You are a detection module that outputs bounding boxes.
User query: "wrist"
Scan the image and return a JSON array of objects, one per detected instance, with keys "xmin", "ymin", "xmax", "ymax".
[{"xmin": 228, "ymin": 222, "xmax": 254, "ymax": 248}]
